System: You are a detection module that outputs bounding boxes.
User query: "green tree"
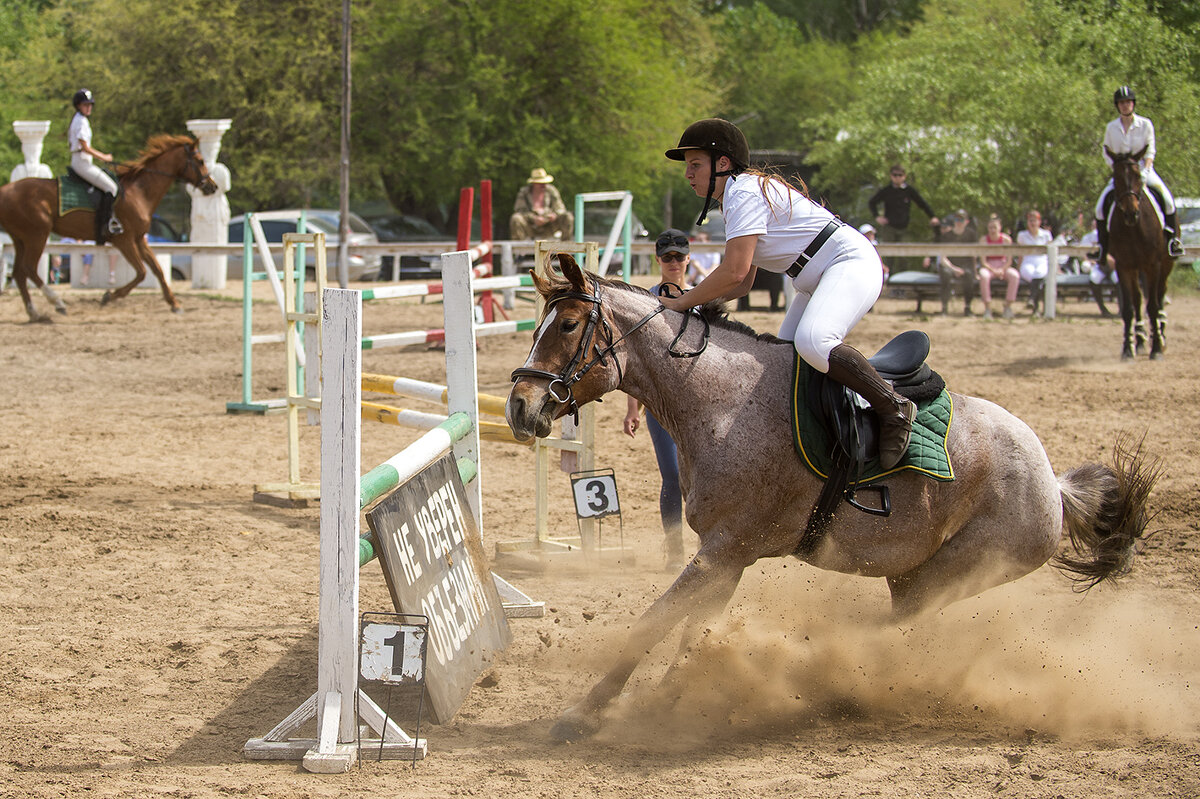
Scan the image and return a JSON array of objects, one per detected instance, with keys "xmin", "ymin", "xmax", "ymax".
[
  {"xmin": 808, "ymin": 0, "xmax": 1200, "ymax": 232},
  {"xmin": 353, "ymin": 0, "xmax": 717, "ymax": 235}
]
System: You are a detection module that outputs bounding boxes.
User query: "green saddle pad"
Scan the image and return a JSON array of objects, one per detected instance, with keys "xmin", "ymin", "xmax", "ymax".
[
  {"xmin": 58, "ymin": 174, "xmax": 106, "ymax": 216},
  {"xmin": 790, "ymin": 353, "xmax": 955, "ymax": 483}
]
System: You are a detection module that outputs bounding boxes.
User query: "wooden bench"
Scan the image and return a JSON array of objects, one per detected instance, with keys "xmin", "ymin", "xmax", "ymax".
[{"xmin": 885, "ymin": 270, "xmax": 1117, "ymax": 314}]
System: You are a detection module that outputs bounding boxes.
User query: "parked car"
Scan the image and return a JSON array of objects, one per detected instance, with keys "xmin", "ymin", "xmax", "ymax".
[
  {"xmin": 226, "ymin": 209, "xmax": 382, "ymax": 281},
  {"xmin": 580, "ymin": 203, "xmax": 652, "ymax": 274},
  {"xmin": 363, "ymin": 213, "xmax": 448, "ymax": 280},
  {"xmin": 1177, "ymin": 197, "xmax": 1200, "ymax": 268},
  {"xmin": 145, "ymin": 214, "xmax": 192, "ymax": 282}
]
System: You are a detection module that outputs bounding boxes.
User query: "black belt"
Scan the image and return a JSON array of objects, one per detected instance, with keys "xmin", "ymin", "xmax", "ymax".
[{"xmin": 787, "ymin": 220, "xmax": 844, "ymax": 278}]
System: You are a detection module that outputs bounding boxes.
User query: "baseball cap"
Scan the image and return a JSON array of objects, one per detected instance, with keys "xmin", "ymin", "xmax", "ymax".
[
  {"xmin": 655, "ymin": 229, "xmax": 689, "ymax": 256},
  {"xmin": 858, "ymin": 223, "xmax": 875, "ymax": 235}
]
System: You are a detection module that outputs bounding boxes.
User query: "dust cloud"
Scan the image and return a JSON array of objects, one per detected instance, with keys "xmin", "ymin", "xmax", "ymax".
[{"xmin": 600, "ymin": 559, "xmax": 1199, "ymax": 744}]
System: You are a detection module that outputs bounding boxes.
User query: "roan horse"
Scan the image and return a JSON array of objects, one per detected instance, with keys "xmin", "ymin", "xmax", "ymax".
[
  {"xmin": 1105, "ymin": 145, "xmax": 1174, "ymax": 360},
  {"xmin": 507, "ymin": 253, "xmax": 1160, "ymax": 742},
  {"xmin": 0, "ymin": 134, "xmax": 217, "ymax": 322}
]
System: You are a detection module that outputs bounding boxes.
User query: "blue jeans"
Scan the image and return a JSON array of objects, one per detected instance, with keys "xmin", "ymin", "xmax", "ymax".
[{"xmin": 646, "ymin": 411, "xmax": 683, "ymax": 550}]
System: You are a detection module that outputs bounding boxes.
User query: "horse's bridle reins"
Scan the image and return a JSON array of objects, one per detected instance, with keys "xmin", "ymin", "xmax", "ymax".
[{"xmin": 509, "ymin": 278, "xmax": 710, "ymax": 422}]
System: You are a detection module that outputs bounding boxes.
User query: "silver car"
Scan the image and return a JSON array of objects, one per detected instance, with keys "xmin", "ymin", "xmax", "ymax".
[{"xmin": 224, "ymin": 209, "xmax": 383, "ymax": 281}]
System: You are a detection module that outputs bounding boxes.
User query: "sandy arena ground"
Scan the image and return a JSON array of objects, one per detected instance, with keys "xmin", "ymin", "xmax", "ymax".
[{"xmin": 1, "ymin": 274, "xmax": 1198, "ymax": 798}]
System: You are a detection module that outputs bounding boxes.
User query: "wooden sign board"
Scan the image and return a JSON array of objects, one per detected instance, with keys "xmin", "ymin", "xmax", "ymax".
[{"xmin": 365, "ymin": 454, "xmax": 511, "ymax": 724}]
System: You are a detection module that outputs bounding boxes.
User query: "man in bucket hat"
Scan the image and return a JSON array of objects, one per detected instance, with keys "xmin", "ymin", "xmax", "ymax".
[{"xmin": 510, "ymin": 167, "xmax": 574, "ymax": 240}]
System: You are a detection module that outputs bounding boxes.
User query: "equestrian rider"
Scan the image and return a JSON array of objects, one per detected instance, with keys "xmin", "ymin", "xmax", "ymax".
[
  {"xmin": 68, "ymin": 88, "xmax": 123, "ymax": 239},
  {"xmin": 658, "ymin": 118, "xmax": 915, "ymax": 471},
  {"xmin": 1094, "ymin": 85, "xmax": 1183, "ymax": 262}
]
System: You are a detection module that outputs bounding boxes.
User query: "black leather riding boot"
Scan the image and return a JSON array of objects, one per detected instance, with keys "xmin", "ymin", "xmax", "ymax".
[
  {"xmin": 1165, "ymin": 212, "xmax": 1184, "ymax": 257},
  {"xmin": 1095, "ymin": 218, "xmax": 1109, "ymax": 266},
  {"xmin": 95, "ymin": 192, "xmax": 111, "ymax": 243},
  {"xmin": 826, "ymin": 344, "xmax": 916, "ymax": 470}
]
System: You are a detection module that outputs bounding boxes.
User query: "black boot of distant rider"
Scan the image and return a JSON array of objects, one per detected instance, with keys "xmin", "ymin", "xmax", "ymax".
[
  {"xmin": 1096, "ymin": 217, "xmax": 1110, "ymax": 268},
  {"xmin": 825, "ymin": 343, "xmax": 916, "ymax": 471},
  {"xmin": 1164, "ymin": 211, "xmax": 1184, "ymax": 258}
]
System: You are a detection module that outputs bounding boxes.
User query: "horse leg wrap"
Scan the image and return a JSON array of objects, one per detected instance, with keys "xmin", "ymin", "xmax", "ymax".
[{"xmin": 826, "ymin": 344, "xmax": 915, "ymax": 470}]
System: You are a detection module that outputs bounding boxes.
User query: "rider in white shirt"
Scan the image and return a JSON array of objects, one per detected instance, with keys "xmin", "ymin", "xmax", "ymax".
[
  {"xmin": 1094, "ymin": 85, "xmax": 1182, "ymax": 260},
  {"xmin": 68, "ymin": 88, "xmax": 123, "ymax": 238}
]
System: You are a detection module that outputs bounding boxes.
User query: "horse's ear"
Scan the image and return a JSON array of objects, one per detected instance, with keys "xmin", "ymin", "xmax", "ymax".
[
  {"xmin": 1132, "ymin": 145, "xmax": 1148, "ymax": 163},
  {"xmin": 555, "ymin": 252, "xmax": 587, "ymax": 292}
]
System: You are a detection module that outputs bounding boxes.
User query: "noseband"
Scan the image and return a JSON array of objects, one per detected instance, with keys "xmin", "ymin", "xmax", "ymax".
[{"xmin": 509, "ymin": 280, "xmax": 709, "ymax": 422}]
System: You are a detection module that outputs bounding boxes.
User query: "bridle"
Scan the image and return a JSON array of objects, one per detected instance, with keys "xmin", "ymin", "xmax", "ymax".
[
  {"xmin": 1112, "ymin": 155, "xmax": 1143, "ymax": 225},
  {"xmin": 510, "ymin": 278, "xmax": 710, "ymax": 422}
]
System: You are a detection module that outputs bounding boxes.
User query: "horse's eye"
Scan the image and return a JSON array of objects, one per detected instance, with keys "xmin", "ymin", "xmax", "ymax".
[{"xmin": 560, "ymin": 318, "xmax": 580, "ymax": 334}]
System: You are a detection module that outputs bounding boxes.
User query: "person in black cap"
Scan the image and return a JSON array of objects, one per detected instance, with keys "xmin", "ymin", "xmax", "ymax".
[
  {"xmin": 623, "ymin": 228, "xmax": 693, "ymax": 567},
  {"xmin": 659, "ymin": 118, "xmax": 915, "ymax": 471}
]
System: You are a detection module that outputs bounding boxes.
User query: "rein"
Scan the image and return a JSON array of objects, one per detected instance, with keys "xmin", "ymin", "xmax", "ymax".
[{"xmin": 510, "ymin": 279, "xmax": 710, "ymax": 421}]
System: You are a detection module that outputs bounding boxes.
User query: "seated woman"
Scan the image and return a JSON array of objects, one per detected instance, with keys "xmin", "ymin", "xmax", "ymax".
[{"xmin": 978, "ymin": 214, "xmax": 1019, "ymax": 319}]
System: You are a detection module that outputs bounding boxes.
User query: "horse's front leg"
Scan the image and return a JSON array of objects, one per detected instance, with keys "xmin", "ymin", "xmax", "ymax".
[
  {"xmin": 551, "ymin": 543, "xmax": 748, "ymax": 742},
  {"xmin": 1117, "ymin": 273, "xmax": 1138, "ymax": 360},
  {"xmin": 102, "ymin": 236, "xmax": 146, "ymax": 306},
  {"xmin": 135, "ymin": 235, "xmax": 182, "ymax": 313}
]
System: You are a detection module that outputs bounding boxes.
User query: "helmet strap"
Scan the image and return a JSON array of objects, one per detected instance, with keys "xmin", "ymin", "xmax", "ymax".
[{"xmin": 695, "ymin": 153, "xmax": 740, "ymax": 227}]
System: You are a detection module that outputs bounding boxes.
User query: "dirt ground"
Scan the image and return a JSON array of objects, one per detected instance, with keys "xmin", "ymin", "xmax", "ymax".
[{"xmin": 2, "ymin": 275, "xmax": 1199, "ymax": 798}]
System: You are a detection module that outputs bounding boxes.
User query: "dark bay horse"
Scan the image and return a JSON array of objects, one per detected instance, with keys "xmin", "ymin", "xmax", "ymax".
[
  {"xmin": 507, "ymin": 253, "xmax": 1160, "ymax": 741},
  {"xmin": 0, "ymin": 134, "xmax": 217, "ymax": 322},
  {"xmin": 1105, "ymin": 145, "xmax": 1174, "ymax": 359}
]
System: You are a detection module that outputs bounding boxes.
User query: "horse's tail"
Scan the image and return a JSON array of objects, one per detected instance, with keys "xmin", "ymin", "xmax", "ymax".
[{"xmin": 1054, "ymin": 434, "xmax": 1162, "ymax": 590}]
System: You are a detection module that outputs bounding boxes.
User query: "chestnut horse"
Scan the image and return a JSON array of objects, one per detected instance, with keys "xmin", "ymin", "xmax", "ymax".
[
  {"xmin": 0, "ymin": 134, "xmax": 217, "ymax": 322},
  {"xmin": 1105, "ymin": 145, "xmax": 1174, "ymax": 360},
  {"xmin": 507, "ymin": 254, "xmax": 1160, "ymax": 741}
]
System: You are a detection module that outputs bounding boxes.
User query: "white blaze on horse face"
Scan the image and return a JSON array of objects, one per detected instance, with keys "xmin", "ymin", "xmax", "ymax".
[{"xmin": 520, "ymin": 306, "xmax": 559, "ymax": 370}]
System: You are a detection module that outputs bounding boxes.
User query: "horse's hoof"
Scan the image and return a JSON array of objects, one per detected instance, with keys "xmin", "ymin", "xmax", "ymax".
[
  {"xmin": 1150, "ymin": 351, "xmax": 1163, "ymax": 361},
  {"xmin": 100, "ymin": 290, "xmax": 113, "ymax": 307},
  {"xmin": 33, "ymin": 315, "xmax": 52, "ymax": 325},
  {"xmin": 1121, "ymin": 350, "xmax": 1134, "ymax": 361},
  {"xmin": 56, "ymin": 307, "xmax": 67, "ymax": 315},
  {"xmin": 171, "ymin": 306, "xmax": 183, "ymax": 315},
  {"xmin": 549, "ymin": 709, "xmax": 600, "ymax": 743}
]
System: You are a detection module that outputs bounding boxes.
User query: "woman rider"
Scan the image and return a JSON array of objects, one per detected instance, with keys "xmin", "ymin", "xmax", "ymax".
[
  {"xmin": 67, "ymin": 88, "xmax": 123, "ymax": 239},
  {"xmin": 657, "ymin": 118, "xmax": 914, "ymax": 470}
]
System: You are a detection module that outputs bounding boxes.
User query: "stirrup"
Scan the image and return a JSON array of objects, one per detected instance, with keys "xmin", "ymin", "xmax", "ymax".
[
  {"xmin": 1168, "ymin": 237, "xmax": 1184, "ymax": 258},
  {"xmin": 107, "ymin": 216, "xmax": 124, "ymax": 236}
]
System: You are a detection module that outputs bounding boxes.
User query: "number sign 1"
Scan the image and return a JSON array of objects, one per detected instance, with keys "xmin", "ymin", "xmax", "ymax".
[
  {"xmin": 569, "ymin": 468, "xmax": 621, "ymax": 520},
  {"xmin": 360, "ymin": 614, "xmax": 428, "ymax": 685}
]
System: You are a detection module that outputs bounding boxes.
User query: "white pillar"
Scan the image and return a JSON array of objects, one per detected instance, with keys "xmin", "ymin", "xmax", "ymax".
[
  {"xmin": 11, "ymin": 121, "xmax": 54, "ymax": 282},
  {"xmin": 185, "ymin": 118, "xmax": 233, "ymax": 289}
]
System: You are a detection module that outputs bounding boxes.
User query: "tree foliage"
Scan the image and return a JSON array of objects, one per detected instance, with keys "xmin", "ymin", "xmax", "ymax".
[
  {"xmin": 353, "ymin": 0, "xmax": 716, "ymax": 233},
  {"xmin": 2, "ymin": 0, "xmax": 1199, "ymax": 242},
  {"xmin": 808, "ymin": 0, "xmax": 1200, "ymax": 232}
]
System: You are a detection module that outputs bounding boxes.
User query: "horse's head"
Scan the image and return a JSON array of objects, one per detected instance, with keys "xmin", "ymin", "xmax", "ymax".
[
  {"xmin": 121, "ymin": 135, "xmax": 218, "ymax": 195},
  {"xmin": 507, "ymin": 253, "xmax": 628, "ymax": 441},
  {"xmin": 1107, "ymin": 144, "xmax": 1147, "ymax": 228},
  {"xmin": 182, "ymin": 141, "xmax": 219, "ymax": 195}
]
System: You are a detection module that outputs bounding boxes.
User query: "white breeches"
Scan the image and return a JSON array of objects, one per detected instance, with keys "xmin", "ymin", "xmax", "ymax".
[
  {"xmin": 776, "ymin": 230, "xmax": 883, "ymax": 372},
  {"xmin": 1096, "ymin": 167, "xmax": 1175, "ymax": 220},
  {"xmin": 71, "ymin": 153, "xmax": 119, "ymax": 196}
]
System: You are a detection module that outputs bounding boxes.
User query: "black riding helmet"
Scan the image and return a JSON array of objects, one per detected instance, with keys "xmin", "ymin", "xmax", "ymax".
[
  {"xmin": 72, "ymin": 88, "xmax": 94, "ymax": 110},
  {"xmin": 1113, "ymin": 85, "xmax": 1136, "ymax": 108},
  {"xmin": 666, "ymin": 118, "xmax": 750, "ymax": 226}
]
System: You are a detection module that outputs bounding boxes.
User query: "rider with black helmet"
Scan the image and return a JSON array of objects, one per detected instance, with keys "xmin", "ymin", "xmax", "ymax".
[
  {"xmin": 68, "ymin": 88, "xmax": 123, "ymax": 239},
  {"xmin": 660, "ymin": 118, "xmax": 915, "ymax": 471},
  {"xmin": 1094, "ymin": 85, "xmax": 1183, "ymax": 260}
]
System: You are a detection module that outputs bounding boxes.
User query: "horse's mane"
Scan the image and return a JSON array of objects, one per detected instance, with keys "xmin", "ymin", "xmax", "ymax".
[
  {"xmin": 116, "ymin": 134, "xmax": 195, "ymax": 177},
  {"xmin": 539, "ymin": 267, "xmax": 784, "ymax": 345}
]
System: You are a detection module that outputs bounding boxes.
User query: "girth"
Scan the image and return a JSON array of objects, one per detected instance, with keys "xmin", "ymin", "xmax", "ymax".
[{"xmin": 794, "ymin": 331, "xmax": 944, "ymax": 559}]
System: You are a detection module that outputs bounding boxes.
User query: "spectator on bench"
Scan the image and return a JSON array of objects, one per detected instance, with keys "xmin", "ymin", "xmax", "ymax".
[{"xmin": 978, "ymin": 213, "xmax": 1019, "ymax": 319}]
